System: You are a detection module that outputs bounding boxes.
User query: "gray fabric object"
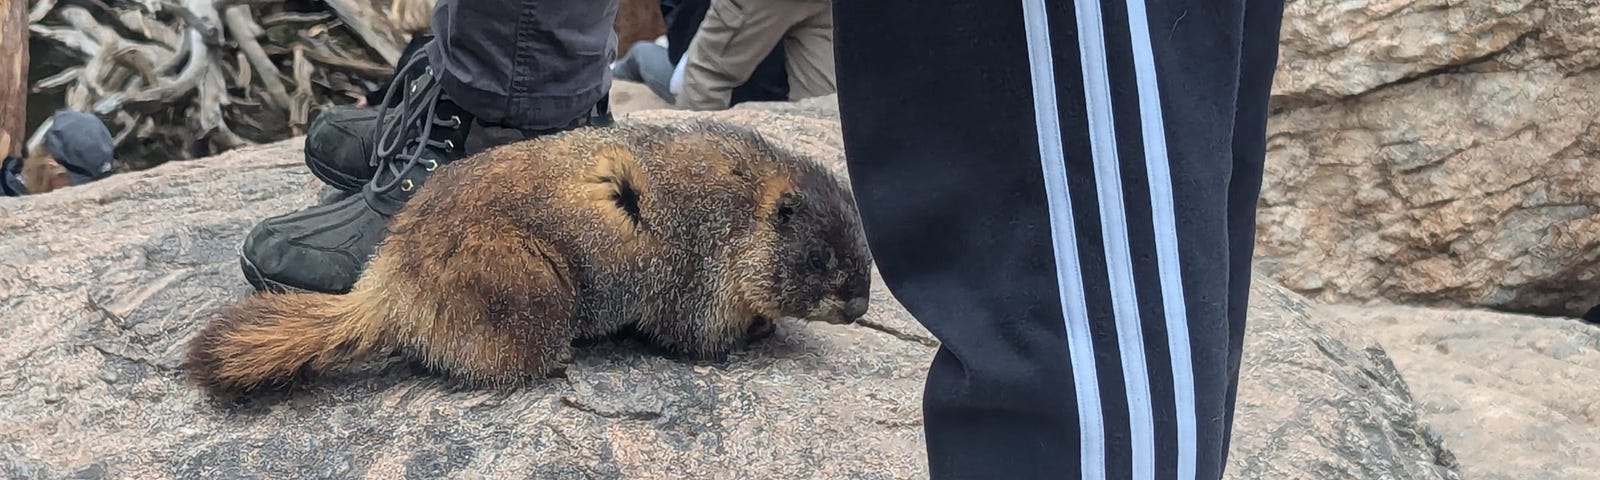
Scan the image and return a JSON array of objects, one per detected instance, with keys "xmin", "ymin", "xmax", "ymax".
[
  {"xmin": 425, "ymin": 0, "xmax": 618, "ymax": 131},
  {"xmin": 43, "ymin": 110, "xmax": 115, "ymax": 185},
  {"xmin": 613, "ymin": 41, "xmax": 678, "ymax": 104}
]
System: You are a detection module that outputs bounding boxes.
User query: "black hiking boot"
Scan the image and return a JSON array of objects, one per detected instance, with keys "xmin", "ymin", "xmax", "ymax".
[
  {"xmin": 300, "ymin": 78, "xmax": 613, "ymax": 194},
  {"xmin": 239, "ymin": 55, "xmax": 471, "ymax": 294},
  {"xmin": 239, "ymin": 54, "xmax": 613, "ymax": 294},
  {"xmin": 302, "ymin": 37, "xmax": 434, "ymax": 192},
  {"xmin": 303, "ymin": 106, "xmax": 381, "ymax": 192}
]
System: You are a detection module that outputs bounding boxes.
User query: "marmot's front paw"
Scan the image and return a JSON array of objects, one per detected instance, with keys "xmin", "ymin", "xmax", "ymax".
[
  {"xmin": 544, "ymin": 364, "xmax": 569, "ymax": 379},
  {"xmin": 744, "ymin": 316, "xmax": 777, "ymax": 343}
]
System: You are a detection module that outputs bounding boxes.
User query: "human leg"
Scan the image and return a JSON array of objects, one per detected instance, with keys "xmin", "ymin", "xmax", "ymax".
[
  {"xmin": 728, "ymin": 42, "xmax": 793, "ymax": 105},
  {"xmin": 303, "ymin": 0, "xmax": 623, "ymax": 193},
  {"xmin": 612, "ymin": 41, "xmax": 680, "ymax": 102},
  {"xmin": 674, "ymin": 0, "xmax": 825, "ymax": 110},
  {"xmin": 1217, "ymin": 0, "xmax": 1288, "ymax": 464},
  {"xmin": 426, "ymin": 0, "xmax": 617, "ymax": 131},
  {"xmin": 778, "ymin": 5, "xmax": 835, "ymax": 101},
  {"xmin": 662, "ymin": 0, "xmax": 703, "ymax": 63},
  {"xmin": 830, "ymin": 0, "xmax": 1282, "ymax": 478},
  {"xmin": 662, "ymin": 0, "xmax": 790, "ymax": 104},
  {"xmin": 239, "ymin": 0, "xmax": 620, "ymax": 294}
]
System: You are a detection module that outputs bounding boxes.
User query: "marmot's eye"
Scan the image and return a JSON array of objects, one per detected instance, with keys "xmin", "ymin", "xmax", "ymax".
[
  {"xmin": 777, "ymin": 204, "xmax": 795, "ymax": 225},
  {"xmin": 808, "ymin": 251, "xmax": 826, "ymax": 270}
]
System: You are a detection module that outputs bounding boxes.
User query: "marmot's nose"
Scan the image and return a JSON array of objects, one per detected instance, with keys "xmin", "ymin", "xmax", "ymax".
[{"xmin": 844, "ymin": 297, "xmax": 869, "ymax": 320}]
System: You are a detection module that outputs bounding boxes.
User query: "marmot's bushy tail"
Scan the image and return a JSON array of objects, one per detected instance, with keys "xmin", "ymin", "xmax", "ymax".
[{"xmin": 184, "ymin": 291, "xmax": 391, "ymax": 397}]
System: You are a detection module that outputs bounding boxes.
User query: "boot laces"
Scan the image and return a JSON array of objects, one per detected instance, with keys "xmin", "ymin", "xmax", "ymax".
[{"xmin": 368, "ymin": 55, "xmax": 462, "ymax": 194}]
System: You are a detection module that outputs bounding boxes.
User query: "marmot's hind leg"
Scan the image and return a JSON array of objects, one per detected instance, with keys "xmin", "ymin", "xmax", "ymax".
[
  {"xmin": 406, "ymin": 232, "xmax": 577, "ymax": 385},
  {"xmin": 744, "ymin": 316, "xmax": 777, "ymax": 343}
]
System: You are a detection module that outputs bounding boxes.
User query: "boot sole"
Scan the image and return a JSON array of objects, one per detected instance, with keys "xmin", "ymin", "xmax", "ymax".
[
  {"xmin": 238, "ymin": 245, "xmax": 354, "ymax": 295},
  {"xmin": 237, "ymin": 230, "xmax": 358, "ymax": 295},
  {"xmin": 239, "ymin": 254, "xmax": 313, "ymax": 294}
]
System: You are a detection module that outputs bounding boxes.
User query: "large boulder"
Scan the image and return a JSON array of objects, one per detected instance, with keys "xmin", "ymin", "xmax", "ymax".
[
  {"xmin": 1257, "ymin": 0, "xmax": 1600, "ymax": 316},
  {"xmin": 1224, "ymin": 279, "xmax": 1458, "ymax": 480},
  {"xmin": 1323, "ymin": 304, "xmax": 1600, "ymax": 480},
  {"xmin": 0, "ymin": 97, "xmax": 1455, "ymax": 479}
]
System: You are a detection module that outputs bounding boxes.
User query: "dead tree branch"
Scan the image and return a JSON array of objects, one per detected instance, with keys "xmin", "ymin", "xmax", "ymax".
[{"xmin": 27, "ymin": 0, "xmax": 403, "ymax": 167}]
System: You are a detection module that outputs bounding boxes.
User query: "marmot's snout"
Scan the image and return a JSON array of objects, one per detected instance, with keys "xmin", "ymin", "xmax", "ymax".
[
  {"xmin": 843, "ymin": 297, "xmax": 869, "ymax": 320},
  {"xmin": 809, "ymin": 296, "xmax": 867, "ymax": 325},
  {"xmin": 810, "ymin": 279, "xmax": 871, "ymax": 325},
  {"xmin": 830, "ymin": 256, "xmax": 873, "ymax": 324}
]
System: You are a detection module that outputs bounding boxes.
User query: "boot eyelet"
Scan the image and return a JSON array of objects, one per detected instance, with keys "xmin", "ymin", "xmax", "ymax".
[
  {"xmin": 444, "ymin": 140, "xmax": 455, "ymax": 151},
  {"xmin": 401, "ymin": 179, "xmax": 415, "ymax": 192},
  {"xmin": 450, "ymin": 115, "xmax": 461, "ymax": 127},
  {"xmin": 425, "ymin": 159, "xmax": 438, "ymax": 171}
]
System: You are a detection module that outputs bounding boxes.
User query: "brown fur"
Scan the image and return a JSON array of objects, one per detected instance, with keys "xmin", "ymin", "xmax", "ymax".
[
  {"xmin": 21, "ymin": 150, "xmax": 70, "ymax": 194},
  {"xmin": 185, "ymin": 120, "xmax": 873, "ymax": 397}
]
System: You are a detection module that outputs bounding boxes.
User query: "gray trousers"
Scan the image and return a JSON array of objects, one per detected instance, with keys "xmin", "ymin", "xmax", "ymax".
[{"xmin": 425, "ymin": 0, "xmax": 619, "ymax": 130}]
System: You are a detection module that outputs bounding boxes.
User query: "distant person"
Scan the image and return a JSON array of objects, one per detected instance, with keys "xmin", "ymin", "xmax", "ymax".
[
  {"xmin": 42, "ymin": 110, "xmax": 117, "ymax": 183},
  {"xmin": 2, "ymin": 110, "xmax": 117, "ymax": 197},
  {"xmin": 612, "ymin": 0, "xmax": 789, "ymax": 106},
  {"xmin": 673, "ymin": 0, "xmax": 832, "ymax": 110}
]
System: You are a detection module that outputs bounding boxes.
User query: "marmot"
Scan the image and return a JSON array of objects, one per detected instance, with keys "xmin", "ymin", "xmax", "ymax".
[{"xmin": 184, "ymin": 120, "xmax": 874, "ymax": 397}]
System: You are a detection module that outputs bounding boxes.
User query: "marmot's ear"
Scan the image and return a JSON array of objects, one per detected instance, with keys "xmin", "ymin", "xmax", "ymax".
[{"xmin": 775, "ymin": 191, "xmax": 803, "ymax": 226}]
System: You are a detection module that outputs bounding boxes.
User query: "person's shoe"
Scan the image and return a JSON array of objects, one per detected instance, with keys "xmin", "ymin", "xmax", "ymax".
[
  {"xmin": 303, "ymin": 106, "xmax": 382, "ymax": 192},
  {"xmin": 239, "ymin": 54, "xmax": 615, "ymax": 294},
  {"xmin": 239, "ymin": 54, "xmax": 475, "ymax": 294},
  {"xmin": 303, "ymin": 35, "xmax": 437, "ymax": 192}
]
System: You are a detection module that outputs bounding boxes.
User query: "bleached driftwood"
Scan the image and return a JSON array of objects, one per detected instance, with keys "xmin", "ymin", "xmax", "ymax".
[
  {"xmin": 27, "ymin": 0, "xmax": 405, "ymax": 167},
  {"xmin": 27, "ymin": 0, "xmax": 666, "ymax": 168}
]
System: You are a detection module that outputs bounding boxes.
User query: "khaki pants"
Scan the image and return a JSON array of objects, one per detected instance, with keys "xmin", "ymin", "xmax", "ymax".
[{"xmin": 675, "ymin": 0, "xmax": 835, "ymax": 110}]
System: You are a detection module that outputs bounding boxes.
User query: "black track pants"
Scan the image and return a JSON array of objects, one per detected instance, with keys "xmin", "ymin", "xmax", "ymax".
[{"xmin": 831, "ymin": 0, "xmax": 1285, "ymax": 478}]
